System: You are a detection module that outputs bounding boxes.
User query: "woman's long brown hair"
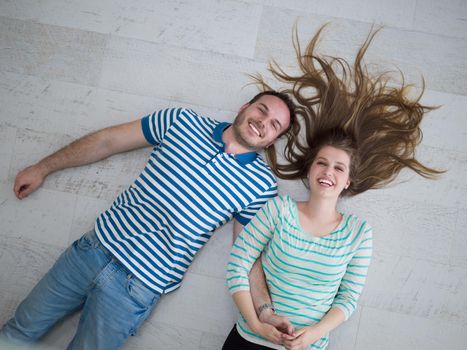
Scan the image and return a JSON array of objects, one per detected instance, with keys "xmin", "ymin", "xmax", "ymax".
[{"xmin": 256, "ymin": 25, "xmax": 443, "ymax": 196}]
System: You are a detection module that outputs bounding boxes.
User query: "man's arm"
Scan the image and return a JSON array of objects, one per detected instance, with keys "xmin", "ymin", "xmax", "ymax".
[
  {"xmin": 14, "ymin": 119, "xmax": 150, "ymax": 199},
  {"xmin": 233, "ymin": 219, "xmax": 294, "ymax": 338}
]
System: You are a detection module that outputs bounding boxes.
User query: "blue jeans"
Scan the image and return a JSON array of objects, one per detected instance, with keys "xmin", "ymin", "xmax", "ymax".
[{"xmin": 1, "ymin": 230, "xmax": 162, "ymax": 350}]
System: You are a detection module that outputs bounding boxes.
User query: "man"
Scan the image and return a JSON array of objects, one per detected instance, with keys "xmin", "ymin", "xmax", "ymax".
[{"xmin": 1, "ymin": 91, "xmax": 296, "ymax": 349}]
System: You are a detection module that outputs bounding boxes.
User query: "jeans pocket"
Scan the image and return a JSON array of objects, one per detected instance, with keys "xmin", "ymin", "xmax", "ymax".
[
  {"xmin": 125, "ymin": 276, "xmax": 161, "ymax": 336},
  {"xmin": 126, "ymin": 276, "xmax": 160, "ymax": 311},
  {"xmin": 75, "ymin": 230, "xmax": 97, "ymax": 251}
]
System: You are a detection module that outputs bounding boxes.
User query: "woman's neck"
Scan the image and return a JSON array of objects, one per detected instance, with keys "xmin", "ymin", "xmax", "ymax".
[
  {"xmin": 297, "ymin": 194, "xmax": 341, "ymax": 237},
  {"xmin": 302, "ymin": 194, "xmax": 339, "ymax": 222}
]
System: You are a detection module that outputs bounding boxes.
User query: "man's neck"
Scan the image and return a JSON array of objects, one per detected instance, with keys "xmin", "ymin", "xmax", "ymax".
[{"xmin": 222, "ymin": 126, "xmax": 255, "ymax": 155}]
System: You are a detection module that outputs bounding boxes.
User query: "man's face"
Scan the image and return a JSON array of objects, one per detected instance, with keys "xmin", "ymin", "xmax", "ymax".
[{"xmin": 232, "ymin": 95, "xmax": 291, "ymax": 151}]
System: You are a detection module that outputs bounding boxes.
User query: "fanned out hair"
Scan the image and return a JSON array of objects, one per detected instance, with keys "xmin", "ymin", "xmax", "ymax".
[{"xmin": 254, "ymin": 25, "xmax": 443, "ymax": 196}]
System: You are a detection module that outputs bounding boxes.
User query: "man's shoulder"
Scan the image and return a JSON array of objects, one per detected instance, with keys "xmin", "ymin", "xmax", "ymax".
[
  {"xmin": 250, "ymin": 154, "xmax": 277, "ymax": 183},
  {"xmin": 169, "ymin": 108, "xmax": 222, "ymax": 134},
  {"xmin": 173, "ymin": 107, "xmax": 218, "ymax": 123}
]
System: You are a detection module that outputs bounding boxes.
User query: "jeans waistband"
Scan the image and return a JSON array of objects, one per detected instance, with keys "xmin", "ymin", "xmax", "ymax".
[{"xmin": 86, "ymin": 229, "xmax": 134, "ymax": 278}]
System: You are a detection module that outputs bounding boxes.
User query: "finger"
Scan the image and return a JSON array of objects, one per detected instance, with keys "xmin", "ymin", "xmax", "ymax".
[
  {"xmin": 277, "ymin": 325, "xmax": 294, "ymax": 338},
  {"xmin": 18, "ymin": 184, "xmax": 34, "ymax": 199},
  {"xmin": 294, "ymin": 328, "xmax": 307, "ymax": 336},
  {"xmin": 16, "ymin": 185, "xmax": 28, "ymax": 199},
  {"xmin": 286, "ymin": 323, "xmax": 295, "ymax": 336},
  {"xmin": 13, "ymin": 178, "xmax": 23, "ymax": 198},
  {"xmin": 271, "ymin": 329, "xmax": 284, "ymax": 344},
  {"xmin": 21, "ymin": 185, "xmax": 34, "ymax": 198},
  {"xmin": 281, "ymin": 333, "xmax": 296, "ymax": 341},
  {"xmin": 271, "ymin": 328, "xmax": 285, "ymax": 344},
  {"xmin": 14, "ymin": 186, "xmax": 21, "ymax": 199},
  {"xmin": 276, "ymin": 323, "xmax": 289, "ymax": 334},
  {"xmin": 275, "ymin": 317, "xmax": 293, "ymax": 334},
  {"xmin": 285, "ymin": 337, "xmax": 300, "ymax": 346}
]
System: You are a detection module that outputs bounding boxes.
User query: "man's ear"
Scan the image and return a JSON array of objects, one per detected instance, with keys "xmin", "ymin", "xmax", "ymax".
[{"xmin": 239, "ymin": 102, "xmax": 250, "ymax": 112}]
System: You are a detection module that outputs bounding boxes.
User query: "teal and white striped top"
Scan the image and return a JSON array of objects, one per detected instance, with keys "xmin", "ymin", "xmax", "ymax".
[{"xmin": 227, "ymin": 195, "xmax": 373, "ymax": 349}]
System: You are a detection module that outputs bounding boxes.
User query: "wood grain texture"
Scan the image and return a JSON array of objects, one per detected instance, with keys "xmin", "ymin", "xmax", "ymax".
[{"xmin": 0, "ymin": 1, "xmax": 465, "ymax": 348}]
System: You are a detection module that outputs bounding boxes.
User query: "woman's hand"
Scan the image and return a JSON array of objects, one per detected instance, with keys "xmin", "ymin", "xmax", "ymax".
[
  {"xmin": 259, "ymin": 309, "xmax": 295, "ymax": 340},
  {"xmin": 282, "ymin": 325, "xmax": 322, "ymax": 350},
  {"xmin": 252, "ymin": 321, "xmax": 290, "ymax": 345}
]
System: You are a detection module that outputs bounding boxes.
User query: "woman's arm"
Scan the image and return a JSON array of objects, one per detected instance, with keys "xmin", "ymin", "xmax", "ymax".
[
  {"xmin": 227, "ymin": 197, "xmax": 293, "ymax": 344},
  {"xmin": 226, "ymin": 198, "xmax": 277, "ymax": 293},
  {"xmin": 232, "ymin": 219, "xmax": 272, "ymax": 317},
  {"xmin": 332, "ymin": 222, "xmax": 373, "ymax": 319},
  {"xmin": 232, "ymin": 220, "xmax": 294, "ymax": 337}
]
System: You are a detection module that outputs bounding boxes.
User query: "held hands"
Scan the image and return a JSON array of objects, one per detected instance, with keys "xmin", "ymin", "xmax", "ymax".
[
  {"xmin": 282, "ymin": 326, "xmax": 322, "ymax": 350},
  {"xmin": 259, "ymin": 309, "xmax": 295, "ymax": 342},
  {"xmin": 252, "ymin": 321, "xmax": 291, "ymax": 345},
  {"xmin": 258, "ymin": 310, "xmax": 322, "ymax": 350},
  {"xmin": 14, "ymin": 164, "xmax": 47, "ymax": 199},
  {"xmin": 254, "ymin": 323, "xmax": 320, "ymax": 350}
]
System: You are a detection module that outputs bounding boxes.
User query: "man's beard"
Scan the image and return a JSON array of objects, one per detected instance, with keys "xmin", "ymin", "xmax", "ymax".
[{"xmin": 232, "ymin": 112, "xmax": 261, "ymax": 151}]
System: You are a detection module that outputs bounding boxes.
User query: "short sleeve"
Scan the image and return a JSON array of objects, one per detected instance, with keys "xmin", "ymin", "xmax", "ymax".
[
  {"xmin": 233, "ymin": 185, "xmax": 278, "ymax": 226},
  {"xmin": 141, "ymin": 108, "xmax": 182, "ymax": 145}
]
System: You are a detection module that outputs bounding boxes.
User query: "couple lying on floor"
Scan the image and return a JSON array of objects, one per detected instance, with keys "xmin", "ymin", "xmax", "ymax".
[{"xmin": 1, "ymin": 27, "xmax": 441, "ymax": 350}]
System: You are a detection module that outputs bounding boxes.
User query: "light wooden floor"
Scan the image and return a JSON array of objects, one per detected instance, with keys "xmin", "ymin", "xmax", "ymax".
[{"xmin": 0, "ymin": 1, "xmax": 466, "ymax": 349}]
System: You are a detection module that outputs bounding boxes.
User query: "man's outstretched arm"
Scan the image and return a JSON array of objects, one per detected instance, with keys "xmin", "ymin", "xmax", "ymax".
[
  {"xmin": 14, "ymin": 119, "xmax": 150, "ymax": 199},
  {"xmin": 232, "ymin": 220, "xmax": 295, "ymax": 339}
]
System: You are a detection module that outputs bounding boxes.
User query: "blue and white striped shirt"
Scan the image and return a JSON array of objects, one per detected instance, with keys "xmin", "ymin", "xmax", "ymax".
[{"xmin": 95, "ymin": 108, "xmax": 278, "ymax": 293}]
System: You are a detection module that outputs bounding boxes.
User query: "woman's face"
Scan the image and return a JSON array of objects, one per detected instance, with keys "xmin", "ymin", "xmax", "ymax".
[{"xmin": 308, "ymin": 145, "xmax": 351, "ymax": 198}]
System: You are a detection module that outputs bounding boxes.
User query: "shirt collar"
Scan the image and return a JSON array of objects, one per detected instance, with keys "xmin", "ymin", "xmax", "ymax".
[{"xmin": 213, "ymin": 122, "xmax": 258, "ymax": 165}]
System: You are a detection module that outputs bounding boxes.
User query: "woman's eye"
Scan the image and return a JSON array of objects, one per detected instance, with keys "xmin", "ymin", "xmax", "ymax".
[{"xmin": 336, "ymin": 167, "xmax": 344, "ymax": 172}]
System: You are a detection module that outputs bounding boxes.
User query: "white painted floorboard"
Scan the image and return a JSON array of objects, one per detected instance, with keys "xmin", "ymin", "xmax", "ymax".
[{"xmin": 0, "ymin": 1, "xmax": 466, "ymax": 349}]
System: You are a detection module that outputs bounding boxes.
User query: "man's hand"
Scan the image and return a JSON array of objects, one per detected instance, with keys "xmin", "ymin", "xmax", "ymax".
[
  {"xmin": 282, "ymin": 326, "xmax": 322, "ymax": 350},
  {"xmin": 14, "ymin": 164, "xmax": 47, "ymax": 199},
  {"xmin": 259, "ymin": 309, "xmax": 295, "ymax": 341},
  {"xmin": 12, "ymin": 119, "xmax": 150, "ymax": 201}
]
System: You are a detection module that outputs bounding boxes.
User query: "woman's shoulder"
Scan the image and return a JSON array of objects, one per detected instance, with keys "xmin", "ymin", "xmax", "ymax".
[
  {"xmin": 340, "ymin": 212, "xmax": 373, "ymax": 238},
  {"xmin": 263, "ymin": 195, "xmax": 297, "ymax": 217},
  {"xmin": 273, "ymin": 194, "xmax": 298, "ymax": 209}
]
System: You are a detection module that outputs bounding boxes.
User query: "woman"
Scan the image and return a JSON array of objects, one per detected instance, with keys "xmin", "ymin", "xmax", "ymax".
[{"xmin": 223, "ymin": 26, "xmax": 442, "ymax": 350}]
